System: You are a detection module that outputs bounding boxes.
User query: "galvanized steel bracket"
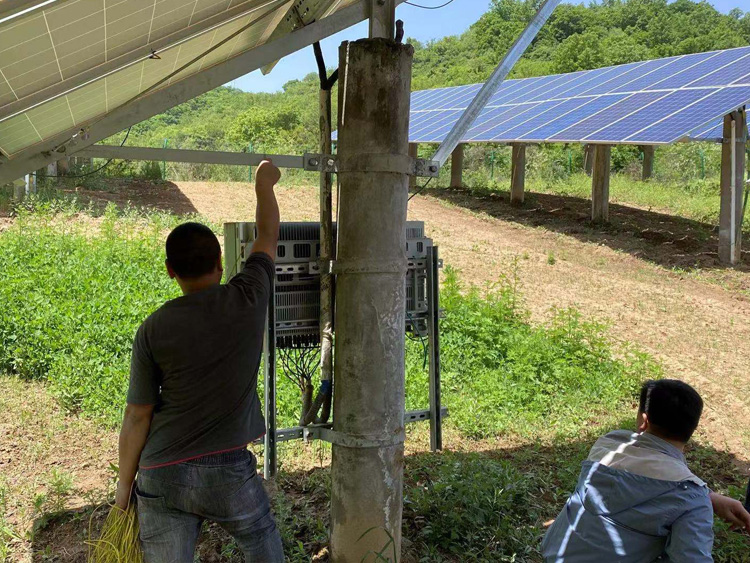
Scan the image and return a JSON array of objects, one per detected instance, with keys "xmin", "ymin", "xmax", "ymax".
[
  {"xmin": 303, "ymin": 426, "xmax": 405, "ymax": 448},
  {"xmin": 303, "ymin": 152, "xmax": 439, "ymax": 177}
]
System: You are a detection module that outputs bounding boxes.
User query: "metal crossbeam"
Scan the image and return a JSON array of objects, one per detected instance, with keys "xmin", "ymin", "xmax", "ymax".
[
  {"xmin": 274, "ymin": 408, "xmax": 449, "ymax": 443},
  {"xmin": 77, "ymin": 145, "xmax": 307, "ymax": 169}
]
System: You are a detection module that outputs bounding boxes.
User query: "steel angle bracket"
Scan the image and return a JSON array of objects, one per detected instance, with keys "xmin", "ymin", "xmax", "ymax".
[
  {"xmin": 303, "ymin": 426, "xmax": 405, "ymax": 448},
  {"xmin": 303, "ymin": 152, "xmax": 439, "ymax": 177}
]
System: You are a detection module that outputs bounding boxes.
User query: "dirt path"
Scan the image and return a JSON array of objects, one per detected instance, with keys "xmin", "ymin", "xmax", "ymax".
[{"xmin": 161, "ymin": 181, "xmax": 750, "ymax": 464}]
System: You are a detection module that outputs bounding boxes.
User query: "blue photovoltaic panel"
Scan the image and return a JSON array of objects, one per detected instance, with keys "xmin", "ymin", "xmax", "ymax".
[
  {"xmin": 526, "ymin": 70, "xmax": 587, "ymax": 101},
  {"xmin": 586, "ymin": 89, "xmax": 713, "ymax": 142},
  {"xmin": 548, "ymin": 92, "xmax": 668, "ymax": 142},
  {"xmin": 645, "ymin": 48, "xmax": 748, "ymax": 90},
  {"xmin": 611, "ymin": 53, "xmax": 711, "ymax": 93},
  {"xmin": 463, "ymin": 105, "xmax": 528, "ymax": 139},
  {"xmin": 492, "ymin": 97, "xmax": 593, "ymax": 141},
  {"xmin": 474, "ymin": 102, "xmax": 562, "ymax": 140},
  {"xmin": 467, "ymin": 104, "xmax": 541, "ymax": 140},
  {"xmin": 519, "ymin": 94, "xmax": 629, "ymax": 141},
  {"xmin": 559, "ymin": 61, "xmax": 644, "ymax": 99},
  {"xmin": 488, "ymin": 75, "xmax": 557, "ymax": 106},
  {"xmin": 576, "ymin": 60, "xmax": 652, "ymax": 96},
  {"xmin": 404, "ymin": 46, "xmax": 750, "ymax": 145},
  {"xmin": 627, "ymin": 86, "xmax": 750, "ymax": 143},
  {"xmin": 499, "ymin": 73, "xmax": 580, "ymax": 105},
  {"xmin": 530, "ymin": 66, "xmax": 617, "ymax": 101},
  {"xmin": 688, "ymin": 52, "xmax": 750, "ymax": 88},
  {"xmin": 690, "ymin": 121, "xmax": 724, "ymax": 141}
]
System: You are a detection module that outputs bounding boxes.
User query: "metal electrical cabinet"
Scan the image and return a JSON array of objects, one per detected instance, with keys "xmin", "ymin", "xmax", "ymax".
[{"xmin": 224, "ymin": 221, "xmax": 444, "ymax": 478}]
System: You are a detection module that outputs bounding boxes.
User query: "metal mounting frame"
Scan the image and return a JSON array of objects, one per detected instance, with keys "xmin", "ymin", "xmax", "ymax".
[
  {"xmin": 303, "ymin": 152, "xmax": 440, "ymax": 177},
  {"xmin": 262, "ymin": 246, "xmax": 445, "ymax": 479}
]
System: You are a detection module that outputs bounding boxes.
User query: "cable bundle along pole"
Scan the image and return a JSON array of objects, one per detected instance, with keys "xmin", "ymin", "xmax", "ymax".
[{"xmin": 304, "ymin": 41, "xmax": 338, "ymax": 426}]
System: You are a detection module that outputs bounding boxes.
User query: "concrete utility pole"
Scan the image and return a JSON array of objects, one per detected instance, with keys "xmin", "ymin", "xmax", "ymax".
[
  {"xmin": 330, "ymin": 37, "xmax": 412, "ymax": 561},
  {"xmin": 719, "ymin": 109, "xmax": 747, "ymax": 265}
]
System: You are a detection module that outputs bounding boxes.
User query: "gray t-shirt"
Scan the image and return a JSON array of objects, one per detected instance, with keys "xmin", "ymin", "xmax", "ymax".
[{"xmin": 127, "ymin": 253, "xmax": 273, "ymax": 469}]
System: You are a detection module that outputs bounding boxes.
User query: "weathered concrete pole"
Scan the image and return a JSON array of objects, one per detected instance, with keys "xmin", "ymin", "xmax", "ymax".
[
  {"xmin": 408, "ymin": 143, "xmax": 418, "ymax": 190},
  {"xmin": 330, "ymin": 38, "xmax": 412, "ymax": 561},
  {"xmin": 591, "ymin": 144, "xmax": 611, "ymax": 223},
  {"xmin": 641, "ymin": 145, "xmax": 655, "ymax": 181},
  {"xmin": 719, "ymin": 109, "xmax": 747, "ymax": 265},
  {"xmin": 451, "ymin": 143, "xmax": 464, "ymax": 187},
  {"xmin": 510, "ymin": 143, "xmax": 526, "ymax": 206},
  {"xmin": 583, "ymin": 144, "xmax": 594, "ymax": 175}
]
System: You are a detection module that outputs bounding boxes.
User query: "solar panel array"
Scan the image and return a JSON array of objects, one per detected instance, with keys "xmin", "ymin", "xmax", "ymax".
[
  {"xmin": 408, "ymin": 46, "xmax": 750, "ymax": 146},
  {"xmin": 0, "ymin": 0, "xmax": 351, "ymax": 157}
]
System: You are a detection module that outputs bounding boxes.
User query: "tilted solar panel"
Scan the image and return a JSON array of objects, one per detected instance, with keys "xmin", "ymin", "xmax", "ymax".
[
  {"xmin": 407, "ymin": 45, "xmax": 750, "ymax": 145},
  {"xmin": 0, "ymin": 0, "xmax": 358, "ymax": 157}
]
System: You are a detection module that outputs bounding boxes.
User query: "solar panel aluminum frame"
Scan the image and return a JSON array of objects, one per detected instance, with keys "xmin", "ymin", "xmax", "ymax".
[{"xmin": 0, "ymin": 0, "xmax": 402, "ymax": 184}]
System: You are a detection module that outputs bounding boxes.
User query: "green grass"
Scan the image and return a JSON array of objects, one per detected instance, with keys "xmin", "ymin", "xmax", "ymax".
[{"xmin": 0, "ymin": 206, "xmax": 748, "ymax": 561}]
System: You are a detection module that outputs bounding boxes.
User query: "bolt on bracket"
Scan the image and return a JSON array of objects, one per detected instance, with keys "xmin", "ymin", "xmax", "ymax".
[{"xmin": 303, "ymin": 152, "xmax": 440, "ymax": 178}]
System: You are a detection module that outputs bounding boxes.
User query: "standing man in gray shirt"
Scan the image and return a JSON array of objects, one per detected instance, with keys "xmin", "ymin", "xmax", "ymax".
[{"xmin": 115, "ymin": 160, "xmax": 284, "ymax": 562}]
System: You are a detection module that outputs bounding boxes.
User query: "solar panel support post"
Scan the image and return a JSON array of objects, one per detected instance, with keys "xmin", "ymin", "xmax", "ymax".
[
  {"xmin": 641, "ymin": 146, "xmax": 655, "ymax": 181},
  {"xmin": 450, "ymin": 144, "xmax": 464, "ymax": 187},
  {"xmin": 430, "ymin": 0, "xmax": 561, "ymax": 168},
  {"xmin": 510, "ymin": 143, "xmax": 526, "ymax": 206},
  {"xmin": 583, "ymin": 144, "xmax": 594, "ymax": 176},
  {"xmin": 368, "ymin": 0, "xmax": 395, "ymax": 39},
  {"xmin": 719, "ymin": 109, "xmax": 746, "ymax": 265},
  {"xmin": 591, "ymin": 144, "xmax": 611, "ymax": 223},
  {"xmin": 409, "ymin": 143, "xmax": 418, "ymax": 189},
  {"xmin": 330, "ymin": 38, "xmax": 412, "ymax": 561}
]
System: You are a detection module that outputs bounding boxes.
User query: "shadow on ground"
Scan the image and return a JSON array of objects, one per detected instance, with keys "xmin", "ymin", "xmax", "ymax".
[
  {"xmin": 428, "ymin": 187, "xmax": 750, "ymax": 272},
  {"xmin": 30, "ymin": 425, "xmax": 750, "ymax": 562},
  {"xmin": 58, "ymin": 179, "xmax": 200, "ymax": 216}
]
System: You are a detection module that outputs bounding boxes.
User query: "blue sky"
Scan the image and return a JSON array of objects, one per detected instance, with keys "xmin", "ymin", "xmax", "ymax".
[{"xmin": 230, "ymin": 0, "xmax": 744, "ymax": 93}]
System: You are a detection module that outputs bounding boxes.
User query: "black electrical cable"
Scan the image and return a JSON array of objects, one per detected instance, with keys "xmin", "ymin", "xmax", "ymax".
[
  {"xmin": 408, "ymin": 176, "xmax": 433, "ymax": 202},
  {"xmin": 405, "ymin": 0, "xmax": 457, "ymax": 9},
  {"xmin": 44, "ymin": 126, "xmax": 132, "ymax": 179}
]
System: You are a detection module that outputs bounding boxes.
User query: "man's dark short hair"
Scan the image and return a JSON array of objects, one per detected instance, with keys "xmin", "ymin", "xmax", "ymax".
[
  {"xmin": 166, "ymin": 222, "xmax": 221, "ymax": 279},
  {"xmin": 639, "ymin": 379, "xmax": 703, "ymax": 443}
]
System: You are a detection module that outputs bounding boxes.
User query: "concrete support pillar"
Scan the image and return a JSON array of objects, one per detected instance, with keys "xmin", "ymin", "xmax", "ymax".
[
  {"xmin": 591, "ymin": 144, "xmax": 611, "ymax": 223},
  {"xmin": 330, "ymin": 38, "xmax": 412, "ymax": 561},
  {"xmin": 56, "ymin": 158, "xmax": 69, "ymax": 176},
  {"xmin": 510, "ymin": 143, "xmax": 526, "ymax": 206},
  {"xmin": 583, "ymin": 144, "xmax": 594, "ymax": 175},
  {"xmin": 47, "ymin": 162, "xmax": 58, "ymax": 177},
  {"xmin": 719, "ymin": 110, "xmax": 747, "ymax": 265},
  {"xmin": 13, "ymin": 179, "xmax": 25, "ymax": 201},
  {"xmin": 25, "ymin": 173, "xmax": 36, "ymax": 195},
  {"xmin": 641, "ymin": 145, "xmax": 655, "ymax": 181},
  {"xmin": 408, "ymin": 143, "xmax": 418, "ymax": 190},
  {"xmin": 451, "ymin": 143, "xmax": 464, "ymax": 187}
]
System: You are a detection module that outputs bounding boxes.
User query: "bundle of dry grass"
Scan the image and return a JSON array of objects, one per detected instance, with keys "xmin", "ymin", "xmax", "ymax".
[{"xmin": 87, "ymin": 503, "xmax": 143, "ymax": 563}]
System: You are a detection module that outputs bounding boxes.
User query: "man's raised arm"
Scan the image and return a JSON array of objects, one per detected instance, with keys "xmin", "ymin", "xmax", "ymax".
[{"xmin": 251, "ymin": 160, "xmax": 281, "ymax": 260}]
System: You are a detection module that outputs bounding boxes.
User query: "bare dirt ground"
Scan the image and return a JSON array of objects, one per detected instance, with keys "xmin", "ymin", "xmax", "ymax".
[{"xmin": 3, "ymin": 179, "xmax": 750, "ymax": 560}]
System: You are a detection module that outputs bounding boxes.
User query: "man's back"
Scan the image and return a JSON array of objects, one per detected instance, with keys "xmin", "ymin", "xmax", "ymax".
[
  {"xmin": 542, "ymin": 431, "xmax": 713, "ymax": 563},
  {"xmin": 127, "ymin": 253, "xmax": 273, "ymax": 469}
]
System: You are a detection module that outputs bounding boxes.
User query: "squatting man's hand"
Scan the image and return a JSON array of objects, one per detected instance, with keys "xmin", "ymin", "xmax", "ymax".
[{"xmin": 710, "ymin": 492, "xmax": 750, "ymax": 533}]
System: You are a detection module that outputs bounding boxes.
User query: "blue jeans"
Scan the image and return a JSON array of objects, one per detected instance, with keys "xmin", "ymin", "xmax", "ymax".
[{"xmin": 135, "ymin": 449, "xmax": 284, "ymax": 562}]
